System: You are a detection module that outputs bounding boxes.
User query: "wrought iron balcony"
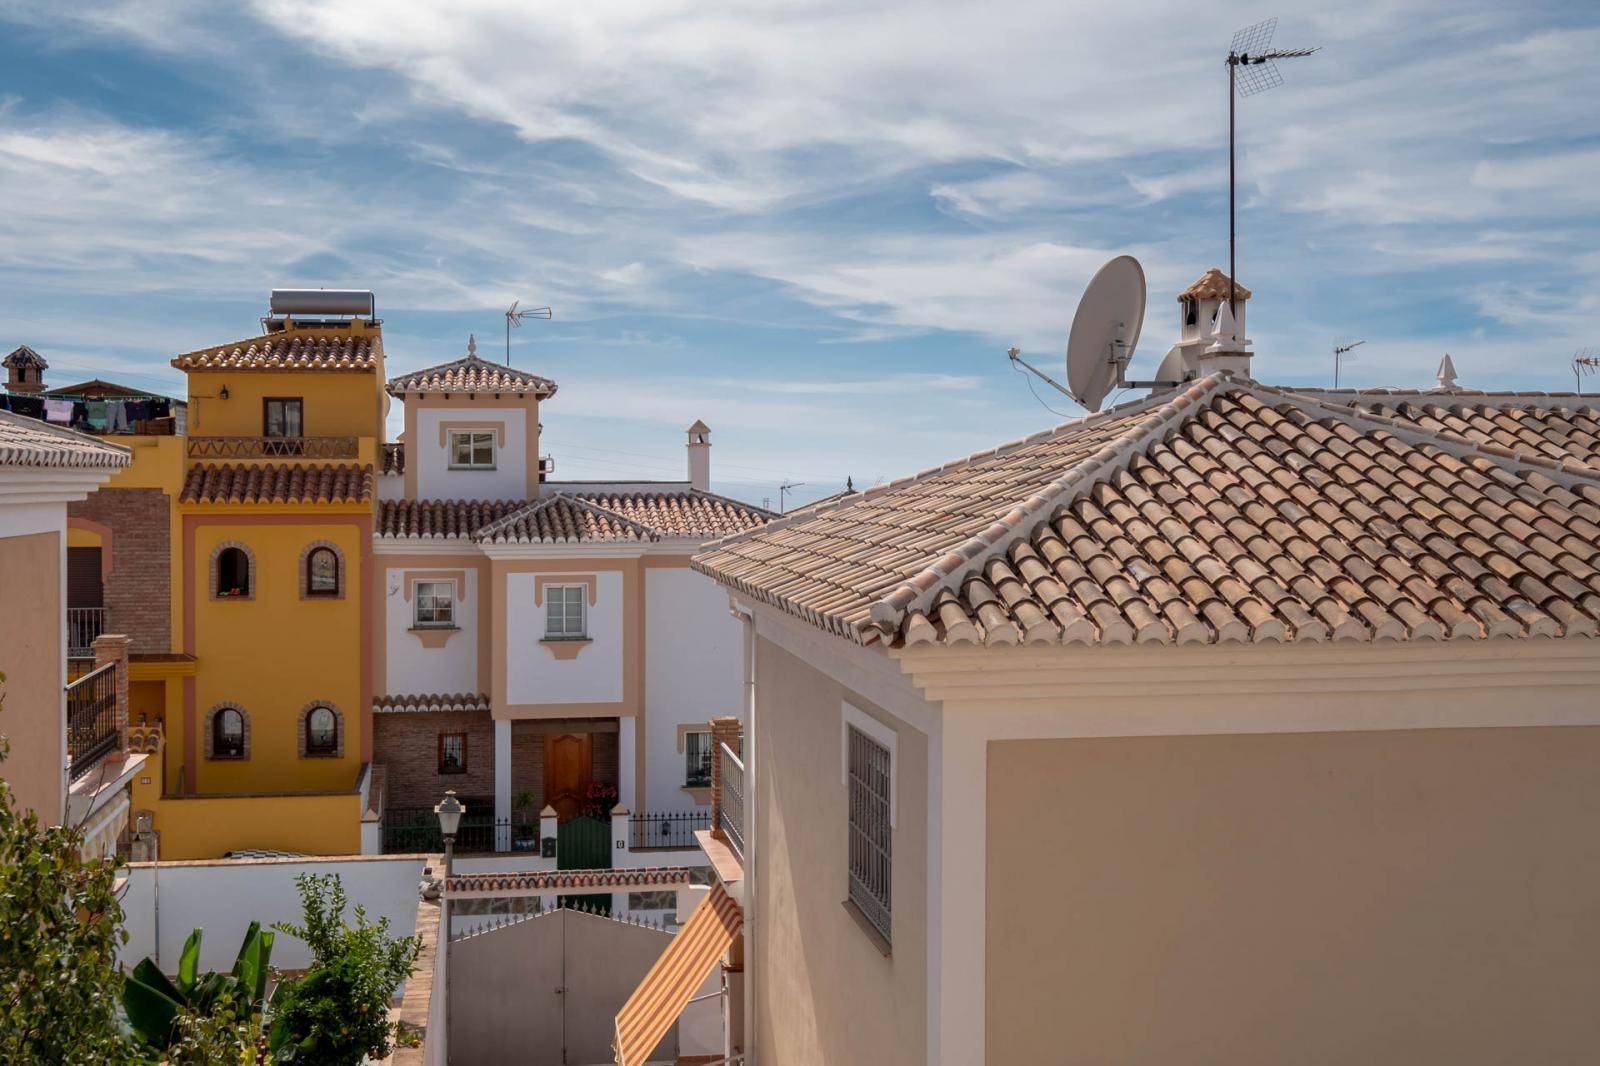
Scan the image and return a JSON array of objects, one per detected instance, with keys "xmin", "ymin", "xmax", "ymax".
[
  {"xmin": 66, "ymin": 662, "xmax": 119, "ymax": 779},
  {"xmin": 717, "ymin": 742, "xmax": 746, "ymax": 859},
  {"xmin": 67, "ymin": 607, "xmax": 107, "ymax": 659},
  {"xmin": 187, "ymin": 436, "xmax": 359, "ymax": 460}
]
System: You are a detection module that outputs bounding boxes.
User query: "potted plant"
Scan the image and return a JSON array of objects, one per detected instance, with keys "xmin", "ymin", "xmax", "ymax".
[{"xmin": 513, "ymin": 791, "xmax": 539, "ymax": 850}]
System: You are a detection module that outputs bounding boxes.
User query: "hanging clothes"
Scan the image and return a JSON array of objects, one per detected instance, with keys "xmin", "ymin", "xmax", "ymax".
[
  {"xmin": 106, "ymin": 400, "xmax": 130, "ymax": 432},
  {"xmin": 44, "ymin": 398, "xmax": 74, "ymax": 424},
  {"xmin": 87, "ymin": 399, "xmax": 108, "ymax": 430},
  {"xmin": 8, "ymin": 394, "xmax": 44, "ymax": 419}
]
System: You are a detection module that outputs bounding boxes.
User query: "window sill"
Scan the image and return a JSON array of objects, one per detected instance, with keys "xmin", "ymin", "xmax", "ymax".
[
  {"xmin": 447, "ymin": 466, "xmax": 498, "ymax": 472},
  {"xmin": 212, "ymin": 593, "xmax": 253, "ymax": 601},
  {"xmin": 842, "ymin": 898, "xmax": 892, "ymax": 958},
  {"xmin": 539, "ymin": 638, "xmax": 591, "ymax": 661},
  {"xmin": 302, "ymin": 751, "xmax": 341, "ymax": 759},
  {"xmin": 409, "ymin": 626, "xmax": 460, "ymax": 649},
  {"xmin": 209, "ymin": 754, "xmax": 247, "ymax": 761},
  {"xmin": 681, "ymin": 786, "xmax": 712, "ymax": 806}
]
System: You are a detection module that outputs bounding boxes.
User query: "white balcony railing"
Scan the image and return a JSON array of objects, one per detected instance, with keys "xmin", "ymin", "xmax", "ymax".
[{"xmin": 717, "ymin": 743, "xmax": 745, "ymax": 859}]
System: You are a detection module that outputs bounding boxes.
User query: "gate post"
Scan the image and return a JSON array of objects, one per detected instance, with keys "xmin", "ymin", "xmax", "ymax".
[
  {"xmin": 540, "ymin": 805, "xmax": 559, "ymax": 870},
  {"xmin": 611, "ymin": 804, "xmax": 630, "ymax": 861}
]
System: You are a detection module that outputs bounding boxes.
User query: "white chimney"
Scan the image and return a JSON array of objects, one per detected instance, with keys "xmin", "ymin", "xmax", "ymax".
[
  {"xmin": 686, "ymin": 420, "xmax": 711, "ymax": 492},
  {"xmin": 1164, "ymin": 267, "xmax": 1253, "ymax": 379}
]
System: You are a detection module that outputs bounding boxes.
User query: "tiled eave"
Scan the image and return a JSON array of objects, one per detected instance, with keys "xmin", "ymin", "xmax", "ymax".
[{"xmin": 374, "ymin": 693, "xmax": 491, "ymax": 715}]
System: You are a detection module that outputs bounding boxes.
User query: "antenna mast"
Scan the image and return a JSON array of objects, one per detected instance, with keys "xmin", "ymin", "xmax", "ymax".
[
  {"xmin": 1227, "ymin": 18, "xmax": 1318, "ymax": 314},
  {"xmin": 1333, "ymin": 339, "xmax": 1365, "ymax": 388},
  {"xmin": 778, "ymin": 480, "xmax": 806, "ymax": 514},
  {"xmin": 504, "ymin": 300, "xmax": 553, "ymax": 365},
  {"xmin": 1573, "ymin": 349, "xmax": 1600, "ymax": 395}
]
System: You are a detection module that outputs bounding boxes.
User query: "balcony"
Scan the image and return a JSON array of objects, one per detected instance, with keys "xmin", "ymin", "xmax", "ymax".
[
  {"xmin": 66, "ymin": 661, "xmax": 119, "ymax": 780},
  {"xmin": 68, "ymin": 606, "xmax": 107, "ymax": 660},
  {"xmin": 187, "ymin": 436, "xmax": 359, "ymax": 460}
]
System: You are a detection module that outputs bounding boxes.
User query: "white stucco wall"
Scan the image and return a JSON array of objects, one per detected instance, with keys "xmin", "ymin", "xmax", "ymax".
[
  {"xmin": 384, "ymin": 566, "xmax": 480, "ymax": 696},
  {"xmin": 415, "ymin": 406, "xmax": 529, "ymax": 502},
  {"xmin": 505, "ymin": 570, "xmax": 624, "ymax": 704},
  {"xmin": 120, "ymin": 856, "xmax": 428, "ymax": 973},
  {"xmin": 643, "ymin": 566, "xmax": 745, "ymax": 811}
]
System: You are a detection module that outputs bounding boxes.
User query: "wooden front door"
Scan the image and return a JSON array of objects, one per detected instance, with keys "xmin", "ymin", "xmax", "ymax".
[{"xmin": 544, "ymin": 733, "xmax": 593, "ymax": 822}]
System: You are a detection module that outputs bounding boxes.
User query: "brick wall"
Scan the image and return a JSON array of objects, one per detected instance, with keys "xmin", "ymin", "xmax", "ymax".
[
  {"xmin": 69, "ymin": 488, "xmax": 171, "ymax": 654},
  {"xmin": 374, "ymin": 711, "xmax": 495, "ymax": 810},
  {"xmin": 509, "ymin": 723, "xmax": 545, "ymax": 809},
  {"xmin": 593, "ymin": 729, "xmax": 619, "ymax": 789}
]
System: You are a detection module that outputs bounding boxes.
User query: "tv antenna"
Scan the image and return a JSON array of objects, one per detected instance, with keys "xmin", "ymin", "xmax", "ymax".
[
  {"xmin": 1573, "ymin": 348, "xmax": 1600, "ymax": 395},
  {"xmin": 778, "ymin": 480, "xmax": 806, "ymax": 513},
  {"xmin": 1226, "ymin": 18, "xmax": 1319, "ymax": 314},
  {"xmin": 1333, "ymin": 339, "xmax": 1365, "ymax": 387},
  {"xmin": 504, "ymin": 300, "xmax": 553, "ymax": 365}
]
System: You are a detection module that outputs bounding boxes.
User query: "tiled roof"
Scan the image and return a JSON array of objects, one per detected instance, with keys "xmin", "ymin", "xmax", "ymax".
[
  {"xmin": 0, "ymin": 410, "xmax": 130, "ymax": 469},
  {"xmin": 382, "ymin": 442, "xmax": 404, "ymax": 476},
  {"xmin": 695, "ymin": 374, "xmax": 1600, "ymax": 648},
  {"xmin": 447, "ymin": 867, "xmax": 692, "ymax": 894},
  {"xmin": 3, "ymin": 344, "xmax": 47, "ymax": 369},
  {"xmin": 374, "ymin": 693, "xmax": 490, "ymax": 715},
  {"xmin": 377, "ymin": 491, "xmax": 771, "ymax": 543},
  {"xmin": 1179, "ymin": 268, "xmax": 1250, "ymax": 302},
  {"xmin": 386, "ymin": 352, "xmax": 557, "ymax": 397},
  {"xmin": 377, "ymin": 498, "xmax": 525, "ymax": 538},
  {"xmin": 181, "ymin": 462, "xmax": 374, "ymax": 504},
  {"xmin": 171, "ymin": 329, "xmax": 381, "ymax": 372}
]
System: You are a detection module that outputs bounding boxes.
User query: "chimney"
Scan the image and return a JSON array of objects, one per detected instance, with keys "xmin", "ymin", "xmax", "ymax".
[
  {"xmin": 4, "ymin": 344, "xmax": 48, "ymax": 394},
  {"xmin": 686, "ymin": 420, "xmax": 711, "ymax": 492},
  {"xmin": 1164, "ymin": 268, "xmax": 1252, "ymax": 380}
]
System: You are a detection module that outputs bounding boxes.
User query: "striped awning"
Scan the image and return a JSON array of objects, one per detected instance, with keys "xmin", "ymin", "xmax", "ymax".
[{"xmin": 614, "ymin": 882, "xmax": 742, "ymax": 1066}]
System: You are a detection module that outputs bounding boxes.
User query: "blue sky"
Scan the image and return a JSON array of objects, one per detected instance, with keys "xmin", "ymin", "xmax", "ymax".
[{"xmin": 2, "ymin": 1, "xmax": 1598, "ymax": 508}]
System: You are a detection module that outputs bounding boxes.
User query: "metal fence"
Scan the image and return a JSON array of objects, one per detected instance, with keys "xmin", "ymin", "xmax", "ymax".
[
  {"xmin": 629, "ymin": 810, "xmax": 710, "ymax": 850},
  {"xmin": 718, "ymin": 743, "xmax": 746, "ymax": 859},
  {"xmin": 847, "ymin": 724, "xmax": 892, "ymax": 944},
  {"xmin": 66, "ymin": 662, "xmax": 119, "ymax": 780},
  {"xmin": 380, "ymin": 804, "xmax": 543, "ymax": 854},
  {"xmin": 67, "ymin": 607, "xmax": 107, "ymax": 659}
]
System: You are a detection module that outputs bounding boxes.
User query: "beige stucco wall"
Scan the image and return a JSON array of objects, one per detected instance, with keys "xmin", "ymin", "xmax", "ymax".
[
  {"xmin": 752, "ymin": 637, "xmax": 927, "ymax": 1066},
  {"xmin": 0, "ymin": 529, "xmax": 64, "ymax": 821},
  {"xmin": 986, "ymin": 727, "xmax": 1600, "ymax": 1065}
]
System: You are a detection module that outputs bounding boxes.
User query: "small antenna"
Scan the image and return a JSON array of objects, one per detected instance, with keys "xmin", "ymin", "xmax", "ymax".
[
  {"xmin": 778, "ymin": 480, "xmax": 805, "ymax": 513},
  {"xmin": 504, "ymin": 300, "xmax": 553, "ymax": 365},
  {"xmin": 1227, "ymin": 18, "xmax": 1319, "ymax": 314},
  {"xmin": 1573, "ymin": 348, "xmax": 1600, "ymax": 395},
  {"xmin": 1333, "ymin": 339, "xmax": 1365, "ymax": 387}
]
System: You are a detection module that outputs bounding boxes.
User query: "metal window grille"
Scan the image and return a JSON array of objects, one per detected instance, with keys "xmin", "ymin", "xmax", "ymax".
[
  {"xmin": 307, "ymin": 547, "xmax": 339, "ymax": 595},
  {"xmin": 545, "ymin": 585, "xmax": 586, "ymax": 638},
  {"xmin": 847, "ymin": 725, "xmax": 892, "ymax": 943},
  {"xmin": 414, "ymin": 580, "xmax": 455, "ymax": 627},
  {"xmin": 685, "ymin": 731, "xmax": 713, "ymax": 787},
  {"xmin": 305, "ymin": 707, "xmax": 337, "ymax": 754}
]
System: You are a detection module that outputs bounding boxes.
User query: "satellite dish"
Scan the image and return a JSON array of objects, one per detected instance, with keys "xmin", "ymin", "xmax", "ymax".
[
  {"xmin": 1154, "ymin": 345, "xmax": 1188, "ymax": 387},
  {"xmin": 1066, "ymin": 255, "xmax": 1146, "ymax": 412}
]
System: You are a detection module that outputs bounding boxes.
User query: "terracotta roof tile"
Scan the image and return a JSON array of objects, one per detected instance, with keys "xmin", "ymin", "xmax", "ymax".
[
  {"xmin": 374, "ymin": 693, "xmax": 490, "ymax": 714},
  {"xmin": 695, "ymin": 377, "xmax": 1600, "ymax": 649},
  {"xmin": 3, "ymin": 344, "xmax": 47, "ymax": 369},
  {"xmin": 0, "ymin": 410, "xmax": 130, "ymax": 469},
  {"xmin": 1179, "ymin": 268, "xmax": 1251, "ymax": 302},
  {"xmin": 382, "ymin": 442, "xmax": 404, "ymax": 476},
  {"xmin": 181, "ymin": 462, "xmax": 373, "ymax": 504},
  {"xmin": 171, "ymin": 330, "xmax": 380, "ymax": 372},
  {"xmin": 378, "ymin": 491, "xmax": 770, "ymax": 543},
  {"xmin": 387, "ymin": 352, "xmax": 556, "ymax": 397}
]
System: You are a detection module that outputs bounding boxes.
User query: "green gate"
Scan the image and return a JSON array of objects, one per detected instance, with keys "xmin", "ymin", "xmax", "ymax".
[{"xmin": 556, "ymin": 815, "xmax": 613, "ymax": 913}]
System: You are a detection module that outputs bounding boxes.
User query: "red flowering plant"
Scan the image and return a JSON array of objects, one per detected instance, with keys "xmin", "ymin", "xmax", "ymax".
[{"xmin": 582, "ymin": 780, "xmax": 618, "ymax": 819}]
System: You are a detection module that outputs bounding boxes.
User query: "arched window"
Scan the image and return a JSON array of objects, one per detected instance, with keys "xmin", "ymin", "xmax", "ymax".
[
  {"xmin": 217, "ymin": 546, "xmax": 251, "ymax": 598},
  {"xmin": 298, "ymin": 701, "xmax": 344, "ymax": 758},
  {"xmin": 306, "ymin": 546, "xmax": 339, "ymax": 597},
  {"xmin": 211, "ymin": 707, "xmax": 246, "ymax": 758}
]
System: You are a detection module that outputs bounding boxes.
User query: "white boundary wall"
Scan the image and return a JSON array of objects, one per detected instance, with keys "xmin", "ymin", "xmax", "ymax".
[{"xmin": 120, "ymin": 855, "xmax": 430, "ymax": 972}]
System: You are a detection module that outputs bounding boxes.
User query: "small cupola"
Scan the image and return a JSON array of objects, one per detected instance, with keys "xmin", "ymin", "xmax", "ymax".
[
  {"xmin": 686, "ymin": 420, "xmax": 711, "ymax": 492},
  {"xmin": 1160, "ymin": 268, "xmax": 1252, "ymax": 380},
  {"xmin": 3, "ymin": 344, "xmax": 48, "ymax": 394}
]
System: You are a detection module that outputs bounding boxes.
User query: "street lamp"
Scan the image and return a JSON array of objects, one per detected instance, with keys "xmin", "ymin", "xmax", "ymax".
[{"xmin": 435, "ymin": 790, "xmax": 464, "ymax": 879}]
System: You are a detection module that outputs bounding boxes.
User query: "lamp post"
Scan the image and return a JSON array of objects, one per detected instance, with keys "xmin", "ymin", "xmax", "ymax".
[{"xmin": 435, "ymin": 790, "xmax": 464, "ymax": 880}]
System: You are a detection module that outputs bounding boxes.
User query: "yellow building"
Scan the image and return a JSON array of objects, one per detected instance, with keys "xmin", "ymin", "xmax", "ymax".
[{"xmin": 82, "ymin": 294, "xmax": 386, "ymax": 858}]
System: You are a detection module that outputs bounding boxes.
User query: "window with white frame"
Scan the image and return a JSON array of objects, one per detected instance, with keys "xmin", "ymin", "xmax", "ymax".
[
  {"xmin": 449, "ymin": 430, "xmax": 496, "ymax": 469},
  {"xmin": 845, "ymin": 708, "xmax": 894, "ymax": 946},
  {"xmin": 545, "ymin": 585, "xmax": 586, "ymax": 639},
  {"xmin": 413, "ymin": 580, "xmax": 456, "ymax": 628},
  {"xmin": 684, "ymin": 730, "xmax": 713, "ymax": 788}
]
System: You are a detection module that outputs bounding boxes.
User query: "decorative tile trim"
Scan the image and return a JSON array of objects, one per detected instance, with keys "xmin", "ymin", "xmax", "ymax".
[
  {"xmin": 204, "ymin": 701, "xmax": 250, "ymax": 759},
  {"xmin": 298, "ymin": 539, "xmax": 346, "ymax": 600},
  {"xmin": 209, "ymin": 540, "xmax": 256, "ymax": 601},
  {"xmin": 446, "ymin": 866, "xmax": 692, "ymax": 895},
  {"xmin": 298, "ymin": 701, "xmax": 345, "ymax": 758}
]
